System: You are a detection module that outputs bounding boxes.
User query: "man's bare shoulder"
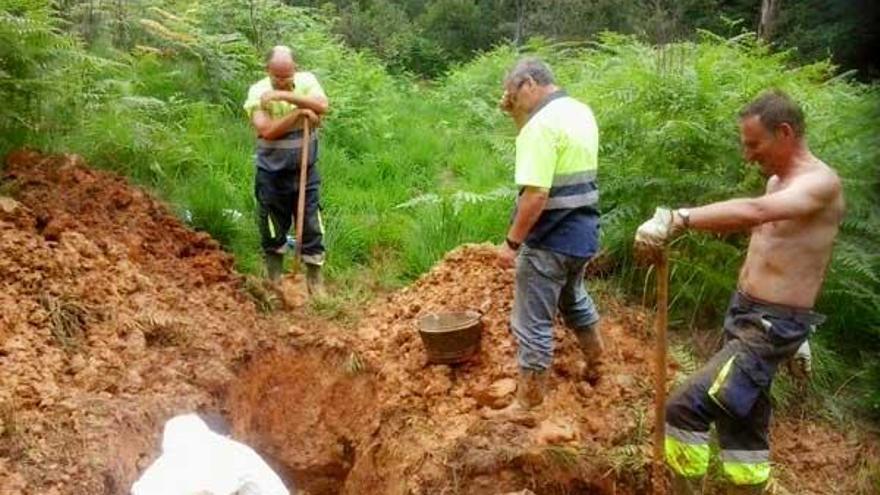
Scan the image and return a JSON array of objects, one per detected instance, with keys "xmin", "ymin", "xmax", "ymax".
[{"xmin": 798, "ymin": 160, "xmax": 842, "ymax": 200}]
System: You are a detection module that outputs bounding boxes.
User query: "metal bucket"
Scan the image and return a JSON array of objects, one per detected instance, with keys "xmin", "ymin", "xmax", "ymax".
[{"xmin": 417, "ymin": 311, "xmax": 483, "ymax": 364}]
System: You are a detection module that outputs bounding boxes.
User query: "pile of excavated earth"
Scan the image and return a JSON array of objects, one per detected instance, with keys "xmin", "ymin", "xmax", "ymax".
[{"xmin": 1, "ymin": 151, "xmax": 877, "ymax": 495}]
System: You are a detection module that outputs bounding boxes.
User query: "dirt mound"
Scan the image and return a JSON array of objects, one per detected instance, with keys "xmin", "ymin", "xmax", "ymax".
[
  {"xmin": 231, "ymin": 244, "xmax": 671, "ymax": 494},
  {"xmin": 353, "ymin": 245, "xmax": 661, "ymax": 494},
  {"xmin": 0, "ymin": 151, "xmax": 276, "ymax": 494},
  {"xmin": 773, "ymin": 419, "xmax": 880, "ymax": 494}
]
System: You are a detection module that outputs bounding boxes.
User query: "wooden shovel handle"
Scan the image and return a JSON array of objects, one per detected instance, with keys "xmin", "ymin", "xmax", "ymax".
[
  {"xmin": 653, "ymin": 250, "xmax": 669, "ymax": 494},
  {"xmin": 294, "ymin": 120, "xmax": 310, "ymax": 267}
]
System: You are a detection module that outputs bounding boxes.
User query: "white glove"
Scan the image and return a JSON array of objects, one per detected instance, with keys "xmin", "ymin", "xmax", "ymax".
[
  {"xmin": 788, "ymin": 340, "xmax": 812, "ymax": 381},
  {"xmin": 634, "ymin": 207, "xmax": 680, "ymax": 249}
]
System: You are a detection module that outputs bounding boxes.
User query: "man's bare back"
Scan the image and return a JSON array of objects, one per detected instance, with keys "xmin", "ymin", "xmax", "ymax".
[{"xmin": 739, "ymin": 157, "xmax": 844, "ymax": 308}]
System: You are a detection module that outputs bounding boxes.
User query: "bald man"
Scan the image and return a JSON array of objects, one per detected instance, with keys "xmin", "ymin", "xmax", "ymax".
[{"xmin": 244, "ymin": 46, "xmax": 330, "ymax": 295}]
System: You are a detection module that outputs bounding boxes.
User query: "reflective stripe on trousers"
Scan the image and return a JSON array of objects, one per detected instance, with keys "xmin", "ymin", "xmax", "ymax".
[
  {"xmin": 665, "ymin": 424, "xmax": 710, "ymax": 478},
  {"xmin": 719, "ymin": 449, "xmax": 770, "ymax": 485},
  {"xmin": 665, "ymin": 426, "xmax": 770, "ymax": 485}
]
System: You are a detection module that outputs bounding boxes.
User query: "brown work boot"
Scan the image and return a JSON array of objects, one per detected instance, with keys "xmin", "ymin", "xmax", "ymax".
[
  {"xmin": 575, "ymin": 323, "xmax": 604, "ymax": 380},
  {"xmin": 520, "ymin": 368, "xmax": 547, "ymax": 408},
  {"xmin": 483, "ymin": 369, "xmax": 547, "ymax": 426},
  {"xmin": 305, "ymin": 263, "xmax": 326, "ymax": 297},
  {"xmin": 670, "ymin": 473, "xmax": 704, "ymax": 495}
]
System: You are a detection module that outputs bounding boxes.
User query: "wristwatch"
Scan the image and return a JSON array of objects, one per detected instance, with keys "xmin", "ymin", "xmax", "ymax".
[
  {"xmin": 675, "ymin": 208, "xmax": 691, "ymax": 228},
  {"xmin": 505, "ymin": 237, "xmax": 522, "ymax": 250}
]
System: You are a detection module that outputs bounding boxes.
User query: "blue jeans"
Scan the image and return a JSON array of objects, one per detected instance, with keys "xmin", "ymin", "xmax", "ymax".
[{"xmin": 511, "ymin": 245, "xmax": 600, "ymax": 371}]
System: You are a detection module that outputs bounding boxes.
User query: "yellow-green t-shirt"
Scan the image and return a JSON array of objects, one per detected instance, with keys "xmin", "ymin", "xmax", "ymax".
[
  {"xmin": 513, "ymin": 91, "xmax": 600, "ymax": 258},
  {"xmin": 243, "ymin": 71, "xmax": 326, "ymax": 119},
  {"xmin": 515, "ymin": 93, "xmax": 598, "ymax": 188}
]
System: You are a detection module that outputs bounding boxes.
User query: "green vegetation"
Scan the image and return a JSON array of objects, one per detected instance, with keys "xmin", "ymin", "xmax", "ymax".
[
  {"xmin": 2, "ymin": 0, "xmax": 879, "ymax": 417},
  {"xmin": 293, "ymin": 0, "xmax": 879, "ymax": 80}
]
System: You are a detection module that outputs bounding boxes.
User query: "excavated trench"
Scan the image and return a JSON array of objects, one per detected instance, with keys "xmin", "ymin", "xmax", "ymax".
[
  {"xmin": 219, "ymin": 242, "xmax": 665, "ymax": 495},
  {"xmin": 223, "ymin": 344, "xmax": 626, "ymax": 495},
  {"xmin": 226, "ymin": 348, "xmax": 379, "ymax": 495}
]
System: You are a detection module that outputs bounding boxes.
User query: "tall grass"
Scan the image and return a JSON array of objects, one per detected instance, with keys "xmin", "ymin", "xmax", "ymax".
[{"xmin": 3, "ymin": 0, "xmax": 879, "ymax": 415}]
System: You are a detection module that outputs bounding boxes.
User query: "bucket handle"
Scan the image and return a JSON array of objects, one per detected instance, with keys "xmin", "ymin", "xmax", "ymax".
[{"xmin": 467, "ymin": 298, "xmax": 491, "ymax": 317}]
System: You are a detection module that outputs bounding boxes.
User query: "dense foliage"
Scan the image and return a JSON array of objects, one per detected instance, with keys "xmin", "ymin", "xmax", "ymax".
[
  {"xmin": 290, "ymin": 0, "xmax": 880, "ymax": 79},
  {"xmin": 2, "ymin": 0, "xmax": 879, "ymax": 416}
]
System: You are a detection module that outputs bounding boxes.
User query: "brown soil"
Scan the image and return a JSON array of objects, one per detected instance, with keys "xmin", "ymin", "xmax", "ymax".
[
  {"xmin": 0, "ymin": 150, "xmax": 276, "ymax": 495},
  {"xmin": 1, "ymin": 151, "xmax": 877, "ymax": 495}
]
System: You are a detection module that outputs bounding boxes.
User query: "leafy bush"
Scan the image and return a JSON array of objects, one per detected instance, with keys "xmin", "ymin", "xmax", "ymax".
[{"xmin": 0, "ymin": 0, "xmax": 106, "ymax": 151}]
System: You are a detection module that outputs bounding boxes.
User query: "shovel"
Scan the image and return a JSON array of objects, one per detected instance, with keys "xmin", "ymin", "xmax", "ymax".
[
  {"xmin": 292, "ymin": 118, "xmax": 311, "ymax": 275},
  {"xmin": 652, "ymin": 249, "xmax": 669, "ymax": 495}
]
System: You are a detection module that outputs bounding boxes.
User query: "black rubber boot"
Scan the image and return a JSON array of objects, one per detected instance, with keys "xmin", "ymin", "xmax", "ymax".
[
  {"xmin": 306, "ymin": 263, "xmax": 325, "ymax": 297},
  {"xmin": 265, "ymin": 252, "xmax": 284, "ymax": 282}
]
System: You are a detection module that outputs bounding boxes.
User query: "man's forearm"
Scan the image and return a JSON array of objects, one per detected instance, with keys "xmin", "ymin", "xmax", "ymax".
[
  {"xmin": 259, "ymin": 110, "xmax": 307, "ymax": 140},
  {"xmin": 274, "ymin": 92, "xmax": 328, "ymax": 114},
  {"xmin": 687, "ymin": 197, "xmax": 766, "ymax": 232},
  {"xmin": 508, "ymin": 189, "xmax": 549, "ymax": 242}
]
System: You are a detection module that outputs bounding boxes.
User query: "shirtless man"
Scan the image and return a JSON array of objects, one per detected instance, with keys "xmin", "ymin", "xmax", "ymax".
[{"xmin": 634, "ymin": 90, "xmax": 845, "ymax": 495}]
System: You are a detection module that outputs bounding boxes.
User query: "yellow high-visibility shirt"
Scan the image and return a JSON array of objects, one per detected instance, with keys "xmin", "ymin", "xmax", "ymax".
[{"xmin": 243, "ymin": 71, "xmax": 326, "ymax": 119}]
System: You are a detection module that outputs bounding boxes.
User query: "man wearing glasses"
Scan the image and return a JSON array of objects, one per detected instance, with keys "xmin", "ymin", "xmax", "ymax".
[{"xmin": 491, "ymin": 58, "xmax": 604, "ymax": 418}]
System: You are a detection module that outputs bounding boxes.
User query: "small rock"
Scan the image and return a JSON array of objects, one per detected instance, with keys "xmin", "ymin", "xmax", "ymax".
[
  {"xmin": 283, "ymin": 325, "xmax": 305, "ymax": 338},
  {"xmin": 576, "ymin": 382, "xmax": 593, "ymax": 398},
  {"xmin": 123, "ymin": 369, "xmax": 143, "ymax": 390},
  {"xmin": 533, "ymin": 418, "xmax": 578, "ymax": 445},
  {"xmin": 125, "ymin": 327, "xmax": 146, "ymax": 354},
  {"xmin": 614, "ymin": 373, "xmax": 635, "ymax": 388},
  {"xmin": 472, "ymin": 378, "xmax": 517, "ymax": 409},
  {"xmin": 408, "ymin": 303, "xmax": 421, "ymax": 315},
  {"xmin": 0, "ymin": 196, "xmax": 21, "ymax": 214},
  {"xmin": 68, "ymin": 354, "xmax": 87, "ymax": 374},
  {"xmin": 424, "ymin": 369, "xmax": 453, "ymax": 396}
]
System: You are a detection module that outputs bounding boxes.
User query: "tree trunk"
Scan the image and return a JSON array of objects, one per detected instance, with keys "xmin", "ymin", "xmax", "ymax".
[
  {"xmin": 249, "ymin": 0, "xmax": 262, "ymax": 50},
  {"xmin": 759, "ymin": 0, "xmax": 782, "ymax": 41},
  {"xmin": 513, "ymin": 0, "xmax": 526, "ymax": 47}
]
